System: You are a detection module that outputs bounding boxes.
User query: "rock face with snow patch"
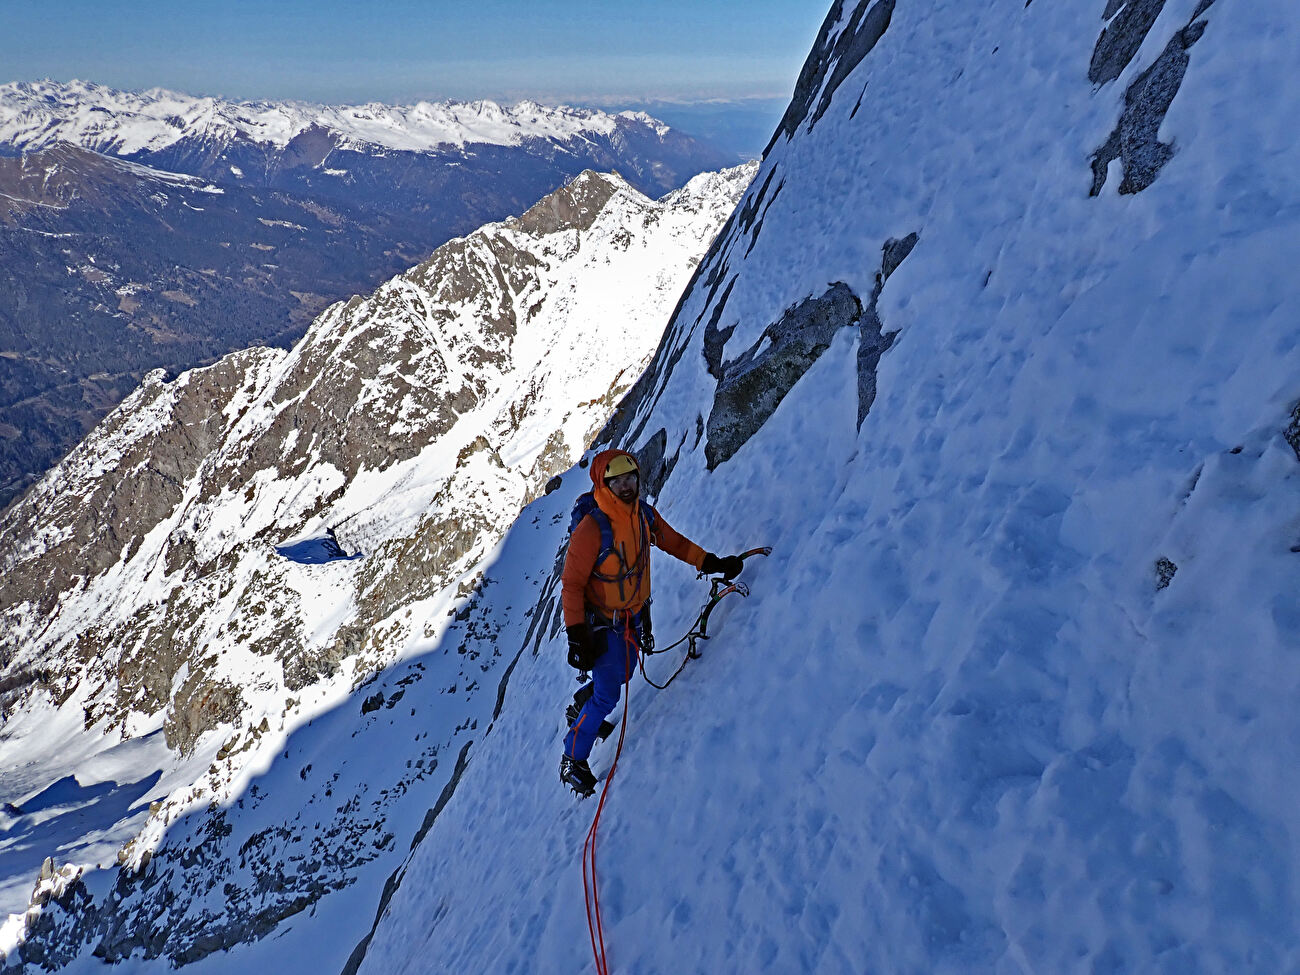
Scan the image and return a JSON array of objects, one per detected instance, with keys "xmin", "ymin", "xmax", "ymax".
[
  {"xmin": 1089, "ymin": 1, "xmax": 1219, "ymax": 195},
  {"xmin": 700, "ymin": 230, "xmax": 916, "ymax": 468}
]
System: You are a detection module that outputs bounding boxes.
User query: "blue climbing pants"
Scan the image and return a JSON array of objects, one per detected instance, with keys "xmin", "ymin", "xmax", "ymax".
[{"xmin": 563, "ymin": 620, "xmax": 639, "ymax": 762}]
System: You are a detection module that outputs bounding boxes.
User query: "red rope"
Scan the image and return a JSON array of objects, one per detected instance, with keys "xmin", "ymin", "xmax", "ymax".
[{"xmin": 581, "ymin": 618, "xmax": 638, "ymax": 974}]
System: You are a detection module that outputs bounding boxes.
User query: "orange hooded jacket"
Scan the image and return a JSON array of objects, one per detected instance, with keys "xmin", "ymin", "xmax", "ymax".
[{"xmin": 561, "ymin": 449, "xmax": 706, "ymax": 626}]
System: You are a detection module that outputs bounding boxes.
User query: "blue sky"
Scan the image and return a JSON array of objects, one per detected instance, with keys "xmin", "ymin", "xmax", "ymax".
[{"xmin": 1, "ymin": 0, "xmax": 824, "ymax": 105}]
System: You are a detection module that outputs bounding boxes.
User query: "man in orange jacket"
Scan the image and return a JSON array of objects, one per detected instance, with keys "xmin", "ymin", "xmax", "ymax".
[{"xmin": 560, "ymin": 448, "xmax": 743, "ymax": 795}]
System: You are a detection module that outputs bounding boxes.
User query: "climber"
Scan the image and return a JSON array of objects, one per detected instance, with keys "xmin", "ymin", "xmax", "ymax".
[{"xmin": 559, "ymin": 448, "xmax": 744, "ymax": 796}]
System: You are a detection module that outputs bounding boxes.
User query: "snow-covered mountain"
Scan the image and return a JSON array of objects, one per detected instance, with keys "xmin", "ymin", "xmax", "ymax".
[
  {"xmin": 0, "ymin": 80, "xmax": 730, "ymax": 207},
  {"xmin": 0, "ymin": 80, "xmax": 736, "ymax": 511},
  {"xmin": 347, "ymin": 0, "xmax": 1299, "ymax": 970},
  {"xmin": 0, "ymin": 80, "xmax": 667, "ymax": 156},
  {"xmin": 0, "ymin": 162, "xmax": 754, "ymax": 966},
  {"xmin": 4, "ymin": 0, "xmax": 1300, "ymax": 972}
]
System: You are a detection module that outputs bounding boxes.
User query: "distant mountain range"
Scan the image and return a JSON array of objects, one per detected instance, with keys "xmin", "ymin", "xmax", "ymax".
[
  {"xmin": 0, "ymin": 80, "xmax": 672, "ymax": 155},
  {"xmin": 0, "ymin": 80, "xmax": 735, "ymax": 509}
]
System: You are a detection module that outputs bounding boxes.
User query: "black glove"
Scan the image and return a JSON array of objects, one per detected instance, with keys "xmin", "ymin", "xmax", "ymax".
[
  {"xmin": 701, "ymin": 552, "xmax": 745, "ymax": 579},
  {"xmin": 566, "ymin": 624, "xmax": 598, "ymax": 671}
]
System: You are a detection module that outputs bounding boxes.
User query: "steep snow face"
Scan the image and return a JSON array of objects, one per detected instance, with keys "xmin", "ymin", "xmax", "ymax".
[
  {"xmin": 4, "ymin": 0, "xmax": 1298, "ymax": 972},
  {"xmin": 0, "ymin": 164, "xmax": 753, "ymax": 963},
  {"xmin": 0, "ymin": 80, "xmax": 660, "ymax": 155},
  {"xmin": 344, "ymin": 1, "xmax": 1298, "ymax": 974}
]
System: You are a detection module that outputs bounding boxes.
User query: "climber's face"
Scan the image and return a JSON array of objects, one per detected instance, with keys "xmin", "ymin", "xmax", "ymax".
[{"xmin": 606, "ymin": 471, "xmax": 638, "ymax": 503}]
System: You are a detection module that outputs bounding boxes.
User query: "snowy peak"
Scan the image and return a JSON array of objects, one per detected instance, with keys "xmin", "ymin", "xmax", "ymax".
[{"xmin": 0, "ymin": 80, "xmax": 671, "ymax": 156}]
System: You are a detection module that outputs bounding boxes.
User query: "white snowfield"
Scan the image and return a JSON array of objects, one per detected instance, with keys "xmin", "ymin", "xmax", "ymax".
[
  {"xmin": 0, "ymin": 80, "xmax": 669, "ymax": 156},
  {"xmin": 2, "ymin": 0, "xmax": 1299, "ymax": 972}
]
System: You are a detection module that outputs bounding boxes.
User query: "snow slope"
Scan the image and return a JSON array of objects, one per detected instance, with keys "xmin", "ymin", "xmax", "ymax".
[
  {"xmin": 0, "ymin": 165, "xmax": 753, "ymax": 969},
  {"xmin": 349, "ymin": 1, "xmax": 1300, "ymax": 973}
]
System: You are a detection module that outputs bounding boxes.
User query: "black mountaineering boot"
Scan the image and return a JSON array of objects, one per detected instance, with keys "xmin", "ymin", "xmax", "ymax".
[{"xmin": 560, "ymin": 756, "xmax": 597, "ymax": 797}]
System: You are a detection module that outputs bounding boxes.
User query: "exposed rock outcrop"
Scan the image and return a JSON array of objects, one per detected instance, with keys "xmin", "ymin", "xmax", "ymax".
[
  {"xmin": 1089, "ymin": 2, "xmax": 1218, "ymax": 195},
  {"xmin": 704, "ymin": 233, "xmax": 917, "ymax": 469}
]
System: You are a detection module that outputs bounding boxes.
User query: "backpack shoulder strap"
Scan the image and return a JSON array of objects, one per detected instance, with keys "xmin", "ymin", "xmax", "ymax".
[
  {"xmin": 570, "ymin": 493, "xmax": 617, "ymax": 560},
  {"xmin": 568, "ymin": 493, "xmax": 597, "ymax": 533},
  {"xmin": 589, "ymin": 506, "xmax": 616, "ymax": 563},
  {"xmin": 639, "ymin": 501, "xmax": 658, "ymax": 538},
  {"xmin": 571, "ymin": 494, "xmax": 656, "ymax": 584}
]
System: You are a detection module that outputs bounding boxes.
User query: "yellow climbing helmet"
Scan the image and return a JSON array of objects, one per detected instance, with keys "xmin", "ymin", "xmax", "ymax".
[{"xmin": 603, "ymin": 454, "xmax": 639, "ymax": 479}]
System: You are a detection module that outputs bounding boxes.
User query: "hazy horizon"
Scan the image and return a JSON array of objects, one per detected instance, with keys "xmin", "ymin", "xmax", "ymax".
[{"xmin": 1, "ymin": 1, "xmax": 823, "ymax": 106}]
